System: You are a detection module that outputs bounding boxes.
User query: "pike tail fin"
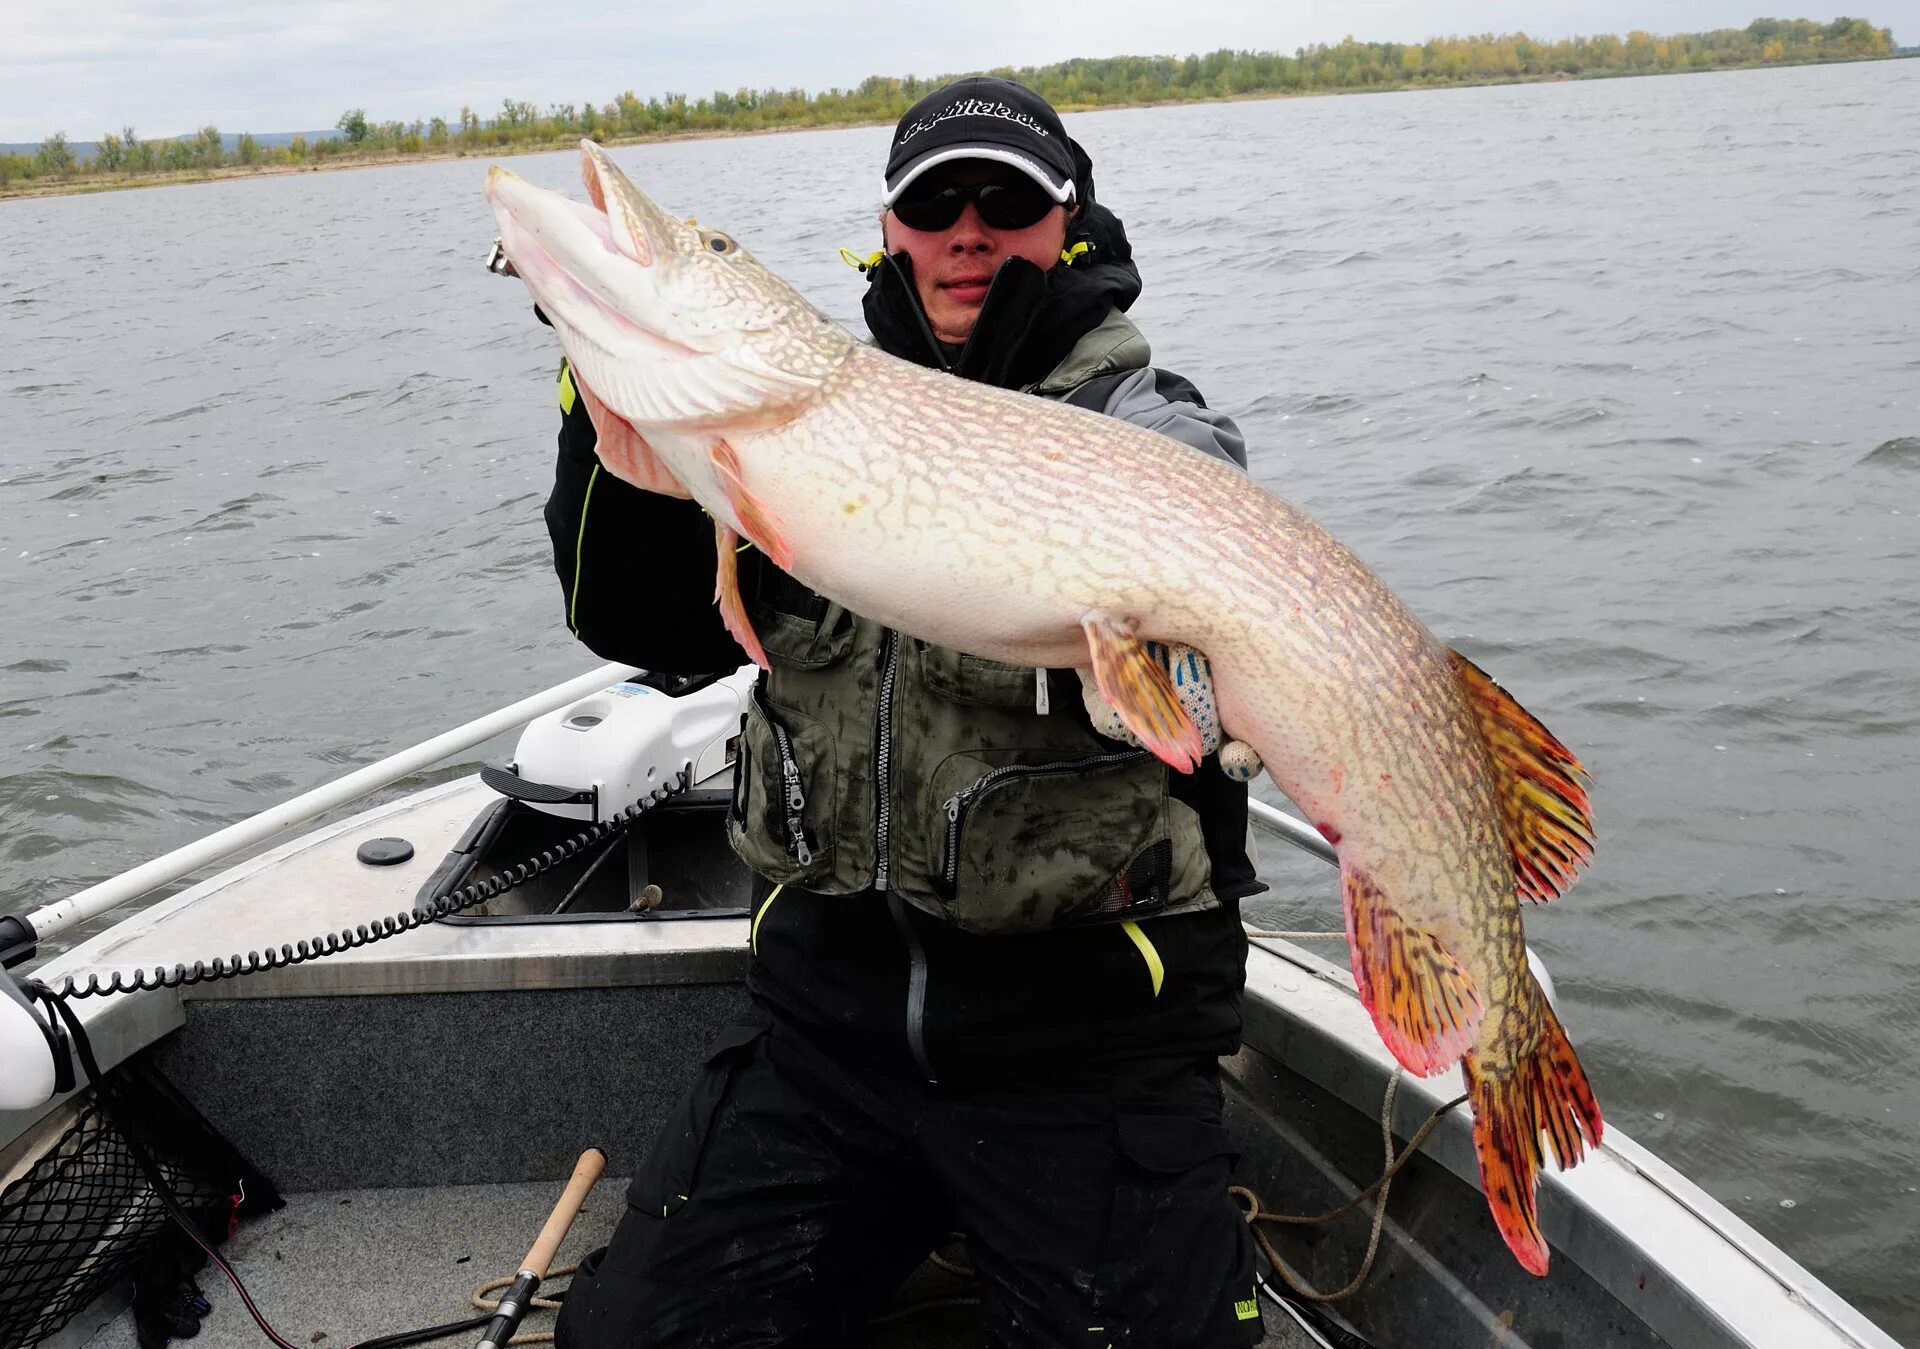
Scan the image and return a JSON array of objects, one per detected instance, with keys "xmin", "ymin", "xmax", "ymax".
[
  {"xmin": 1449, "ymin": 651, "xmax": 1595, "ymax": 902},
  {"xmin": 1464, "ymin": 982, "xmax": 1604, "ymax": 1276},
  {"xmin": 1343, "ymin": 866, "xmax": 1484, "ymax": 1076}
]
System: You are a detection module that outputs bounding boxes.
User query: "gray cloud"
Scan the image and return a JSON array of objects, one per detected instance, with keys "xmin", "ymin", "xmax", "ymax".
[{"xmin": 4, "ymin": 0, "xmax": 1913, "ymax": 141}]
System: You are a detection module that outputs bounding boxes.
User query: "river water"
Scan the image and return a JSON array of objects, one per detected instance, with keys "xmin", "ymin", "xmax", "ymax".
[{"xmin": 3, "ymin": 60, "xmax": 1917, "ymax": 1339}]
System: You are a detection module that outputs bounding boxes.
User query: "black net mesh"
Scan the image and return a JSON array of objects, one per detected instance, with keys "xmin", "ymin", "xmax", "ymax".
[
  {"xmin": 1091, "ymin": 839, "xmax": 1175, "ymax": 917},
  {"xmin": 0, "ymin": 1070, "xmax": 263, "ymax": 1349}
]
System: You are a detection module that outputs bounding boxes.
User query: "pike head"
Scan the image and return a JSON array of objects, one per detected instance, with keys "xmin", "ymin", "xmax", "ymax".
[{"xmin": 485, "ymin": 141, "xmax": 853, "ymax": 433}]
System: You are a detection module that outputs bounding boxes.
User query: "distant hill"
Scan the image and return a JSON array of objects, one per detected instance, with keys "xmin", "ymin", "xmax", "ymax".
[{"xmin": 0, "ymin": 130, "xmax": 341, "ymax": 161}]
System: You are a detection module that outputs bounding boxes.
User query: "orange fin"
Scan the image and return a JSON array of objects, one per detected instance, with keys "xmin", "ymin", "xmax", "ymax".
[
  {"xmin": 1342, "ymin": 866, "xmax": 1485, "ymax": 1075},
  {"xmin": 713, "ymin": 521, "xmax": 768, "ymax": 669},
  {"xmin": 708, "ymin": 439, "xmax": 793, "ymax": 570},
  {"xmin": 1450, "ymin": 651, "xmax": 1595, "ymax": 902},
  {"xmin": 1464, "ymin": 982, "xmax": 1604, "ymax": 1276},
  {"xmin": 575, "ymin": 376, "xmax": 691, "ymax": 498},
  {"xmin": 1079, "ymin": 612, "xmax": 1204, "ymax": 772}
]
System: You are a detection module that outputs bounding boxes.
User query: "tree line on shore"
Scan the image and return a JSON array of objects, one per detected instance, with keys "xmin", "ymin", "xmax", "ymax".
[{"xmin": 3, "ymin": 17, "xmax": 1898, "ymax": 189}]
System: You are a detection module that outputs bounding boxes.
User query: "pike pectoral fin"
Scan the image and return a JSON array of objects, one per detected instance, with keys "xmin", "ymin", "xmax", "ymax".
[
  {"xmin": 1079, "ymin": 612, "xmax": 1204, "ymax": 772},
  {"xmin": 1450, "ymin": 651, "xmax": 1596, "ymax": 902},
  {"xmin": 576, "ymin": 376, "xmax": 691, "ymax": 498},
  {"xmin": 1463, "ymin": 983, "xmax": 1604, "ymax": 1276},
  {"xmin": 1342, "ymin": 866, "xmax": 1484, "ymax": 1076},
  {"xmin": 713, "ymin": 521, "xmax": 768, "ymax": 669},
  {"xmin": 708, "ymin": 440, "xmax": 794, "ymax": 571}
]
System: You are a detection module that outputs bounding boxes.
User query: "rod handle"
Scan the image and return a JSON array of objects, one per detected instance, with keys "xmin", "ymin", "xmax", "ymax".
[{"xmin": 523, "ymin": 1147, "xmax": 607, "ymax": 1280}]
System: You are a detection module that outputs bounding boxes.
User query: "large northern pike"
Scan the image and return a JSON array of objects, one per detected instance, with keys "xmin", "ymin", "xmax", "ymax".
[{"xmin": 486, "ymin": 143, "xmax": 1603, "ymax": 1274}]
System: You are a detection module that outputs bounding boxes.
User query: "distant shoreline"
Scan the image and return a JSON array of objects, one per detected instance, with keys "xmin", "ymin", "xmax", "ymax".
[{"xmin": 3, "ymin": 54, "xmax": 1908, "ymax": 203}]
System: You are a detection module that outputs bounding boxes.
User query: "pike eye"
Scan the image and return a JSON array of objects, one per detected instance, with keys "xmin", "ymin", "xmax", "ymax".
[{"xmin": 702, "ymin": 231, "xmax": 737, "ymax": 255}]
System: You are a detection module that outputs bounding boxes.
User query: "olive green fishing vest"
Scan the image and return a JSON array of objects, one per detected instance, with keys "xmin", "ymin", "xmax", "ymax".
[{"xmin": 725, "ymin": 311, "xmax": 1217, "ymax": 935}]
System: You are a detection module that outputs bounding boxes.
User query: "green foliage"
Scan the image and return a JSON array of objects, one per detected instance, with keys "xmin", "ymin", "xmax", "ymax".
[
  {"xmin": 36, "ymin": 131, "xmax": 75, "ymax": 177},
  {"xmin": 5, "ymin": 17, "xmax": 1903, "ymax": 195}
]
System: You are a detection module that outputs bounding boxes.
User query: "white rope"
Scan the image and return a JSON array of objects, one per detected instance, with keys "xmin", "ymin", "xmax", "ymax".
[{"xmin": 1244, "ymin": 925, "xmax": 1347, "ymax": 941}]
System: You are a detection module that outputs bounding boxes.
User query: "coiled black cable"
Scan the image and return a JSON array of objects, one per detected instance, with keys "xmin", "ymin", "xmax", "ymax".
[{"xmin": 49, "ymin": 776, "xmax": 688, "ymax": 1002}]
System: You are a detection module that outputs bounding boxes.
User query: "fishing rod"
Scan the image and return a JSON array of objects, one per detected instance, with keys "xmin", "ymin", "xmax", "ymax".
[{"xmin": 474, "ymin": 1149, "xmax": 607, "ymax": 1349}]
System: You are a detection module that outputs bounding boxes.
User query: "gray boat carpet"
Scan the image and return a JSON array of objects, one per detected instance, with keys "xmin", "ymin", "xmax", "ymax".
[{"xmin": 77, "ymin": 1179, "xmax": 1313, "ymax": 1348}]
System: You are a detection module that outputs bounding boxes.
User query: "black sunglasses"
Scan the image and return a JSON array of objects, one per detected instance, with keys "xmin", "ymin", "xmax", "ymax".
[{"xmin": 891, "ymin": 177, "xmax": 1062, "ymax": 233}]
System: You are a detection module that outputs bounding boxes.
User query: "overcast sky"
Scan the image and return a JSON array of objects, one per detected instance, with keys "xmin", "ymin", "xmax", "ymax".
[{"xmin": 4, "ymin": 0, "xmax": 1913, "ymax": 142}]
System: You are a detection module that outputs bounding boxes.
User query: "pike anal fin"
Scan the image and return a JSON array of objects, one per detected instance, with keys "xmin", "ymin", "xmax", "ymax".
[
  {"xmin": 575, "ymin": 376, "xmax": 691, "ymax": 498},
  {"xmin": 1450, "ymin": 651, "xmax": 1596, "ymax": 902},
  {"xmin": 708, "ymin": 439, "xmax": 794, "ymax": 571},
  {"xmin": 713, "ymin": 521, "xmax": 768, "ymax": 670},
  {"xmin": 1079, "ymin": 612, "xmax": 1204, "ymax": 773},
  {"xmin": 1343, "ymin": 866, "xmax": 1484, "ymax": 1075},
  {"xmin": 1464, "ymin": 983, "xmax": 1604, "ymax": 1276}
]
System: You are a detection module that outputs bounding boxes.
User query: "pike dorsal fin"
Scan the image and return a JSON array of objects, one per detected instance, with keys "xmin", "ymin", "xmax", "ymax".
[{"xmin": 1449, "ymin": 651, "xmax": 1595, "ymax": 902}]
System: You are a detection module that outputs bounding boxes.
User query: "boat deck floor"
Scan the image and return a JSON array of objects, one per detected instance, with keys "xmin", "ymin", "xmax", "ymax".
[{"xmin": 79, "ymin": 1180, "xmax": 1314, "ymax": 1349}]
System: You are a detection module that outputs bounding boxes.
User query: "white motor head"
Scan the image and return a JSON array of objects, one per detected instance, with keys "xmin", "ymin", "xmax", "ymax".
[{"xmin": 1, "ymin": 972, "xmax": 59, "ymax": 1112}]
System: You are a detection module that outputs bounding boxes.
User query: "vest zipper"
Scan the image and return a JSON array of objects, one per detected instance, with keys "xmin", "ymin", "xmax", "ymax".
[
  {"xmin": 939, "ymin": 750, "xmax": 1151, "ymax": 896},
  {"xmin": 872, "ymin": 630, "xmax": 901, "ymax": 890},
  {"xmin": 767, "ymin": 718, "xmax": 812, "ymax": 867}
]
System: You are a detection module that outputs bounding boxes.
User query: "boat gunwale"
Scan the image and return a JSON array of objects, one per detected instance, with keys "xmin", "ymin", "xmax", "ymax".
[{"xmin": 5, "ymin": 771, "xmax": 1903, "ymax": 1349}]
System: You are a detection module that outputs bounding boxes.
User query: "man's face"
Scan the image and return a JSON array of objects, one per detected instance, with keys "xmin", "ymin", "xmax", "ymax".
[{"xmin": 884, "ymin": 162, "xmax": 1071, "ymax": 346}]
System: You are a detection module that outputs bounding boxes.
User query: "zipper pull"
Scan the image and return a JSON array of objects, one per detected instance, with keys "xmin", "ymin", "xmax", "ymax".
[
  {"xmin": 792, "ymin": 831, "xmax": 813, "ymax": 866},
  {"xmin": 1034, "ymin": 667, "xmax": 1050, "ymax": 715},
  {"xmin": 945, "ymin": 793, "xmax": 962, "ymax": 822}
]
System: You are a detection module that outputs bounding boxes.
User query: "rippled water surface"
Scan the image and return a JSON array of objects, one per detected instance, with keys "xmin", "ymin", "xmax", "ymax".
[{"xmin": 4, "ymin": 61, "xmax": 1918, "ymax": 1338}]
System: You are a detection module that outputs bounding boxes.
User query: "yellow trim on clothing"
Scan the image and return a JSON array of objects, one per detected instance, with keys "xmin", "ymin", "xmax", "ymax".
[
  {"xmin": 751, "ymin": 883, "xmax": 785, "ymax": 954},
  {"xmin": 1120, "ymin": 920, "xmax": 1164, "ymax": 998},
  {"xmin": 558, "ymin": 361, "xmax": 577, "ymax": 415},
  {"xmin": 566, "ymin": 464, "xmax": 600, "ymax": 636}
]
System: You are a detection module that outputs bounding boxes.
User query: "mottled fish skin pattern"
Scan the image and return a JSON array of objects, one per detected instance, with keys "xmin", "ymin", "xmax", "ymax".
[
  {"xmin": 750, "ymin": 346, "xmax": 1547, "ymax": 1069},
  {"xmin": 486, "ymin": 143, "xmax": 1593, "ymax": 1272}
]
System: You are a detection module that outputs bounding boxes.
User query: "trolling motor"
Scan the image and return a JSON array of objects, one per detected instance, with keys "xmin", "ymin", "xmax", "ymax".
[
  {"xmin": 483, "ymin": 668, "xmax": 753, "ymax": 825},
  {"xmin": 2, "ymin": 914, "xmax": 70, "ymax": 1113},
  {"xmin": 1, "ymin": 959, "xmax": 67, "ymax": 1111},
  {"xmin": 0, "ymin": 667, "xmax": 756, "ymax": 1115}
]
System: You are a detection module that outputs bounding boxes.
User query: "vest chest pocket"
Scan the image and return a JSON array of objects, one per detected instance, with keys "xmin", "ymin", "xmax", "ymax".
[
  {"xmin": 728, "ymin": 683, "xmax": 837, "ymax": 886},
  {"xmin": 925, "ymin": 747, "xmax": 1177, "ymax": 934},
  {"xmin": 917, "ymin": 644, "xmax": 1049, "ymax": 709}
]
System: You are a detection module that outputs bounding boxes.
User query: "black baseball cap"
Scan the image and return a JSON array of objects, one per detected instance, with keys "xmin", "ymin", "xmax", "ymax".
[{"xmin": 881, "ymin": 77, "xmax": 1076, "ymax": 208}]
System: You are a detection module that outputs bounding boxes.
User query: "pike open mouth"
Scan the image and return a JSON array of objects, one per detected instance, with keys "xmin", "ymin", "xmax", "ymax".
[{"xmin": 485, "ymin": 165, "xmax": 699, "ymax": 359}]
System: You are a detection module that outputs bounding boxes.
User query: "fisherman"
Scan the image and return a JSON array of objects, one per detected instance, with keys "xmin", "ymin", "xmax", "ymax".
[{"xmin": 543, "ymin": 77, "xmax": 1270, "ymax": 1348}]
